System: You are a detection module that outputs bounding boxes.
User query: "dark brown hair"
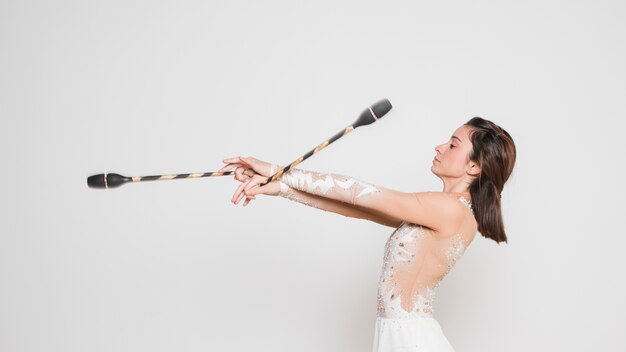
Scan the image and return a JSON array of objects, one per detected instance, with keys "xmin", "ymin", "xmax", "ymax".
[{"xmin": 464, "ymin": 117, "xmax": 516, "ymax": 244}]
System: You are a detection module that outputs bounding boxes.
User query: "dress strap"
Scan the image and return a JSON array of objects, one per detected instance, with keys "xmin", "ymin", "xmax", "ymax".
[{"xmin": 459, "ymin": 196, "xmax": 472, "ymax": 210}]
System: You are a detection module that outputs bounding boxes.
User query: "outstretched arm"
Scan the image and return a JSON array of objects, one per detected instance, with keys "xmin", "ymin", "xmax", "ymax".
[
  {"xmin": 276, "ymin": 168, "xmax": 466, "ymax": 233},
  {"xmin": 222, "ymin": 159, "xmax": 402, "ymax": 228},
  {"xmin": 277, "ymin": 181, "xmax": 402, "ymax": 228}
]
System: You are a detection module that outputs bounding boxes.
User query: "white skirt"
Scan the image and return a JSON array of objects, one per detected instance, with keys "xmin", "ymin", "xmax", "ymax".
[{"xmin": 372, "ymin": 316, "xmax": 455, "ymax": 352}]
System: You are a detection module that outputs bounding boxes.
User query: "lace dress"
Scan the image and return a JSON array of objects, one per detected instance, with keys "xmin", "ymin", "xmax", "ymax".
[
  {"xmin": 274, "ymin": 167, "xmax": 476, "ymax": 352},
  {"xmin": 372, "ymin": 196, "xmax": 473, "ymax": 352}
]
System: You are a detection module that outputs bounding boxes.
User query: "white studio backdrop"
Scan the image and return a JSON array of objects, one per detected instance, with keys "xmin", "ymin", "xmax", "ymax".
[{"xmin": 1, "ymin": 0, "xmax": 625, "ymax": 351}]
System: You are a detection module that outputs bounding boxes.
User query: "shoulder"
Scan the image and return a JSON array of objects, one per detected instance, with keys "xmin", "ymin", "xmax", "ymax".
[
  {"xmin": 412, "ymin": 191, "xmax": 468, "ymax": 207},
  {"xmin": 411, "ymin": 192, "xmax": 469, "ymax": 231},
  {"xmin": 364, "ymin": 188, "xmax": 470, "ymax": 234}
]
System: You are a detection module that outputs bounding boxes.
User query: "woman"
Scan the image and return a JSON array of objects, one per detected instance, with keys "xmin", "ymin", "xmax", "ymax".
[{"xmin": 218, "ymin": 117, "xmax": 516, "ymax": 351}]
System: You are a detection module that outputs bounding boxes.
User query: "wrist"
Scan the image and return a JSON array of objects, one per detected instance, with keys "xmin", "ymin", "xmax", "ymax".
[{"xmin": 278, "ymin": 180, "xmax": 290, "ymax": 195}]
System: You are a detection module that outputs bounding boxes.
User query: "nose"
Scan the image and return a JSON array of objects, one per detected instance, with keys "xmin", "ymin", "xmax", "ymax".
[{"xmin": 435, "ymin": 143, "xmax": 444, "ymax": 154}]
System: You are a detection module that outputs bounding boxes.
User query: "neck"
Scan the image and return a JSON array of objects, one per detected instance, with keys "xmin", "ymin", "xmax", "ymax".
[{"xmin": 441, "ymin": 176, "xmax": 473, "ymax": 195}]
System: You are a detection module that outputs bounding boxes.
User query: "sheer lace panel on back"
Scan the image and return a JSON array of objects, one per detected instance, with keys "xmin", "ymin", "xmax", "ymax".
[{"xmin": 376, "ymin": 196, "xmax": 475, "ymax": 319}]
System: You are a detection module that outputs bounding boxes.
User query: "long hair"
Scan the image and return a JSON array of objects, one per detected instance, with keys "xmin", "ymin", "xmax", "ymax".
[{"xmin": 465, "ymin": 117, "xmax": 516, "ymax": 244}]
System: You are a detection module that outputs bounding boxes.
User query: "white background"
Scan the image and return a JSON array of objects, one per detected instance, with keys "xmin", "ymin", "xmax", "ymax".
[{"xmin": 1, "ymin": 0, "xmax": 625, "ymax": 351}]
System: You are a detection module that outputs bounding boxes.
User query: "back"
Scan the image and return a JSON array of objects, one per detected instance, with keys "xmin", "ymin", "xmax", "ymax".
[{"xmin": 376, "ymin": 195, "xmax": 477, "ymax": 319}]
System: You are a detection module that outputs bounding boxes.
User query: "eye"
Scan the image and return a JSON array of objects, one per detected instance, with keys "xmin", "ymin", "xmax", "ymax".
[{"xmin": 449, "ymin": 144, "xmax": 456, "ymax": 149}]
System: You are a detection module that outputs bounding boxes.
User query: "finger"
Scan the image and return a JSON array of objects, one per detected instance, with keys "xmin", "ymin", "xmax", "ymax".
[
  {"xmin": 238, "ymin": 181, "xmax": 257, "ymax": 204},
  {"xmin": 242, "ymin": 192, "xmax": 256, "ymax": 206},
  {"xmin": 233, "ymin": 179, "xmax": 250, "ymax": 204},
  {"xmin": 235, "ymin": 167, "xmax": 249, "ymax": 181},
  {"xmin": 221, "ymin": 161, "xmax": 242, "ymax": 167},
  {"xmin": 238, "ymin": 156, "xmax": 255, "ymax": 166},
  {"xmin": 234, "ymin": 172, "xmax": 246, "ymax": 182},
  {"xmin": 221, "ymin": 157, "xmax": 242, "ymax": 167},
  {"xmin": 243, "ymin": 182, "xmax": 260, "ymax": 198},
  {"xmin": 234, "ymin": 173, "xmax": 247, "ymax": 182},
  {"xmin": 235, "ymin": 167, "xmax": 252, "ymax": 182},
  {"xmin": 235, "ymin": 184, "xmax": 248, "ymax": 204},
  {"xmin": 234, "ymin": 179, "xmax": 251, "ymax": 203},
  {"xmin": 218, "ymin": 162, "xmax": 243, "ymax": 173},
  {"xmin": 226, "ymin": 157, "xmax": 251, "ymax": 167},
  {"xmin": 236, "ymin": 185, "xmax": 250, "ymax": 204}
]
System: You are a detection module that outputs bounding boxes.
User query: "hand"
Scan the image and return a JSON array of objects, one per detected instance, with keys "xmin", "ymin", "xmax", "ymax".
[{"xmin": 218, "ymin": 156, "xmax": 282, "ymax": 206}]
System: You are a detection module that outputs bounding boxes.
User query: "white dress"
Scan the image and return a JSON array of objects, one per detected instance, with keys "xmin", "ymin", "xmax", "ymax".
[
  {"xmin": 372, "ymin": 196, "xmax": 474, "ymax": 352},
  {"xmin": 275, "ymin": 167, "xmax": 476, "ymax": 352}
]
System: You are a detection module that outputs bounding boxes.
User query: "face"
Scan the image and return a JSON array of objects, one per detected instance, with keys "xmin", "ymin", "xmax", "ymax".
[{"xmin": 431, "ymin": 125, "xmax": 479, "ymax": 179}]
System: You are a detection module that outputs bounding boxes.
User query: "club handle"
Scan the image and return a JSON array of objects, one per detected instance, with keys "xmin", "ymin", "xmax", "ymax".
[
  {"xmin": 258, "ymin": 98, "xmax": 392, "ymax": 187},
  {"xmin": 87, "ymin": 171, "xmax": 235, "ymax": 189},
  {"xmin": 258, "ymin": 126, "xmax": 356, "ymax": 186}
]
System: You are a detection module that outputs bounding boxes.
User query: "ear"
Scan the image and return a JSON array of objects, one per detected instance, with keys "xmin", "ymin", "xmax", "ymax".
[{"xmin": 467, "ymin": 161, "xmax": 481, "ymax": 177}]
